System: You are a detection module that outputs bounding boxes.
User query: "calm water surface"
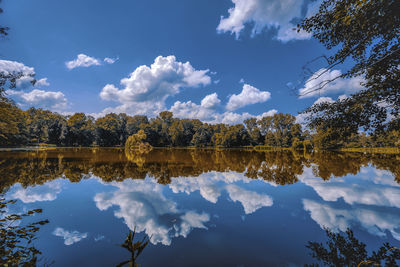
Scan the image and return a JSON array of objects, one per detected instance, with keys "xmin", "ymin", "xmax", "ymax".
[{"xmin": 1, "ymin": 148, "xmax": 399, "ymax": 266}]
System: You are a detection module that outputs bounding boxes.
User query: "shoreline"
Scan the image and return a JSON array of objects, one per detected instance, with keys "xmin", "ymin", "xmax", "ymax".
[{"xmin": 0, "ymin": 146, "xmax": 399, "ymax": 154}]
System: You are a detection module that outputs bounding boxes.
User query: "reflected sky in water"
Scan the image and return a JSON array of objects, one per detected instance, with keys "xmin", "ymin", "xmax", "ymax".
[{"xmin": 1, "ymin": 148, "xmax": 399, "ymax": 266}]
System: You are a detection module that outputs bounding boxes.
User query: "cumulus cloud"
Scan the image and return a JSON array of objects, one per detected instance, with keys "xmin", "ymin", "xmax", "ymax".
[
  {"xmin": 15, "ymin": 75, "xmax": 36, "ymax": 89},
  {"xmin": 169, "ymin": 83, "xmax": 275, "ymax": 124},
  {"xmin": 104, "ymin": 57, "xmax": 118, "ymax": 64},
  {"xmin": 94, "ymin": 178, "xmax": 210, "ymax": 245},
  {"xmin": 99, "ymin": 55, "xmax": 211, "ymax": 117},
  {"xmin": 7, "ymin": 89, "xmax": 68, "ymax": 111},
  {"xmin": 226, "ymin": 184, "xmax": 273, "ymax": 214},
  {"xmin": 170, "ymin": 96, "xmax": 278, "ymax": 124},
  {"xmin": 0, "ymin": 59, "xmax": 35, "ymax": 77},
  {"xmin": 0, "ymin": 59, "xmax": 50, "ymax": 89},
  {"xmin": 303, "ymin": 199, "xmax": 400, "ymax": 241},
  {"xmin": 0, "ymin": 59, "xmax": 36, "ymax": 89},
  {"xmin": 7, "ymin": 180, "xmax": 64, "ymax": 203},
  {"xmin": 201, "ymin": 93, "xmax": 221, "ymax": 109},
  {"xmin": 53, "ymin": 227, "xmax": 88, "ymax": 245},
  {"xmin": 299, "ymin": 68, "xmax": 365, "ymax": 98},
  {"xmin": 217, "ymin": 0, "xmax": 318, "ymax": 42},
  {"xmin": 226, "ymin": 84, "xmax": 271, "ymax": 111},
  {"xmin": 66, "ymin": 54, "xmax": 101, "ymax": 69},
  {"xmin": 170, "ymin": 99, "xmax": 277, "ymax": 124},
  {"xmin": 35, "ymin": 78, "xmax": 50, "ymax": 87},
  {"xmin": 66, "ymin": 54, "xmax": 117, "ymax": 70},
  {"xmin": 170, "ymin": 93, "xmax": 221, "ymax": 122}
]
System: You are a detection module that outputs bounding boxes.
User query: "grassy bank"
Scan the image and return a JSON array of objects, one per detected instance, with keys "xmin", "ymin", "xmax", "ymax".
[{"xmin": 339, "ymin": 147, "xmax": 400, "ymax": 154}]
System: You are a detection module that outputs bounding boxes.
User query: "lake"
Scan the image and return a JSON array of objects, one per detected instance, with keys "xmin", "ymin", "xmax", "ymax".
[{"xmin": 1, "ymin": 148, "xmax": 399, "ymax": 266}]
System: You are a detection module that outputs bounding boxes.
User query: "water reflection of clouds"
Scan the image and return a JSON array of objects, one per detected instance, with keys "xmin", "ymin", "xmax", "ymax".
[
  {"xmin": 226, "ymin": 184, "xmax": 273, "ymax": 214},
  {"xmin": 301, "ymin": 166, "xmax": 400, "ymax": 241},
  {"xmin": 169, "ymin": 172, "xmax": 274, "ymax": 214},
  {"xmin": 53, "ymin": 227, "xmax": 88, "ymax": 245},
  {"xmin": 303, "ymin": 199, "xmax": 400, "ymax": 241},
  {"xmin": 94, "ymin": 172, "xmax": 274, "ymax": 245},
  {"xmin": 94, "ymin": 178, "xmax": 209, "ymax": 246},
  {"xmin": 7, "ymin": 179, "xmax": 64, "ymax": 203},
  {"xmin": 300, "ymin": 167, "xmax": 400, "ymax": 208}
]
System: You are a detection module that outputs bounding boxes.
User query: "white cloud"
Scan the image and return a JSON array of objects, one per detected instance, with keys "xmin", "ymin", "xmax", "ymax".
[
  {"xmin": 0, "ymin": 59, "xmax": 35, "ymax": 76},
  {"xmin": 299, "ymin": 68, "xmax": 365, "ymax": 98},
  {"xmin": 300, "ymin": 166, "xmax": 400, "ymax": 241},
  {"xmin": 170, "ymin": 93, "xmax": 222, "ymax": 122},
  {"xmin": 200, "ymin": 93, "xmax": 221, "ymax": 109},
  {"xmin": 104, "ymin": 57, "xmax": 118, "ymax": 64},
  {"xmin": 7, "ymin": 89, "xmax": 68, "ymax": 111},
  {"xmin": 170, "ymin": 95, "xmax": 278, "ymax": 125},
  {"xmin": 53, "ymin": 227, "xmax": 88, "ymax": 245},
  {"xmin": 94, "ymin": 178, "xmax": 210, "ymax": 245},
  {"xmin": 0, "ymin": 59, "xmax": 51, "ymax": 90},
  {"xmin": 35, "ymin": 78, "xmax": 50, "ymax": 87},
  {"xmin": 15, "ymin": 75, "xmax": 35, "ymax": 89},
  {"xmin": 170, "ymin": 100, "xmax": 215, "ymax": 122},
  {"xmin": 7, "ymin": 180, "xmax": 63, "ymax": 203},
  {"xmin": 99, "ymin": 55, "xmax": 211, "ymax": 117},
  {"xmin": 303, "ymin": 199, "xmax": 400, "ymax": 241},
  {"xmin": 255, "ymin": 109, "xmax": 278, "ymax": 120},
  {"xmin": 65, "ymin": 54, "xmax": 102, "ymax": 69},
  {"xmin": 215, "ymin": 111, "xmax": 255, "ymax": 124},
  {"xmin": 0, "ymin": 60, "xmax": 36, "ymax": 89},
  {"xmin": 226, "ymin": 184, "xmax": 273, "ymax": 214},
  {"xmin": 299, "ymin": 166, "xmax": 400, "ymax": 209},
  {"xmin": 217, "ymin": 0, "xmax": 317, "ymax": 42},
  {"xmin": 313, "ymin": 96, "xmax": 334, "ymax": 105},
  {"xmin": 226, "ymin": 84, "xmax": 271, "ymax": 111}
]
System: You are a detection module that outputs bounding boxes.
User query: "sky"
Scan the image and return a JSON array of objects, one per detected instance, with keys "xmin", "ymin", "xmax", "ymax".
[{"xmin": 0, "ymin": 0, "xmax": 363, "ymax": 124}]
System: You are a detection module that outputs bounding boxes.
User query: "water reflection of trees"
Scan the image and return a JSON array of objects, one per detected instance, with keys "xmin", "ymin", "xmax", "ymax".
[
  {"xmin": 306, "ymin": 228, "xmax": 400, "ymax": 266},
  {"xmin": 0, "ymin": 148, "xmax": 399, "ymax": 191},
  {"xmin": 0, "ymin": 197, "xmax": 49, "ymax": 265}
]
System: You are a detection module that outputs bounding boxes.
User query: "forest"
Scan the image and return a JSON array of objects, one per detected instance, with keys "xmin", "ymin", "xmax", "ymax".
[{"xmin": 0, "ymin": 102, "xmax": 399, "ymax": 150}]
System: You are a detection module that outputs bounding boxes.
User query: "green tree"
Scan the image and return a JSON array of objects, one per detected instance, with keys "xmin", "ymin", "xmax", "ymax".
[
  {"xmin": 0, "ymin": 197, "xmax": 49, "ymax": 266},
  {"xmin": 95, "ymin": 113, "xmax": 124, "ymax": 146},
  {"xmin": 126, "ymin": 115, "xmax": 149, "ymax": 136},
  {"xmin": 244, "ymin": 118, "xmax": 263, "ymax": 145},
  {"xmin": 125, "ymin": 129, "xmax": 147, "ymax": 150},
  {"xmin": 299, "ymin": 0, "xmax": 400, "ymax": 132},
  {"xmin": 65, "ymin": 113, "xmax": 94, "ymax": 146},
  {"xmin": 25, "ymin": 108, "xmax": 66, "ymax": 145},
  {"xmin": 191, "ymin": 124, "xmax": 213, "ymax": 147},
  {"xmin": 0, "ymin": 101, "xmax": 28, "ymax": 146},
  {"xmin": 258, "ymin": 113, "xmax": 301, "ymax": 148}
]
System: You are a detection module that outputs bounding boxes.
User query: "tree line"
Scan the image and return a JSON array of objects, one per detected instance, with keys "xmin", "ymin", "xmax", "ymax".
[{"xmin": 1, "ymin": 102, "xmax": 399, "ymax": 150}]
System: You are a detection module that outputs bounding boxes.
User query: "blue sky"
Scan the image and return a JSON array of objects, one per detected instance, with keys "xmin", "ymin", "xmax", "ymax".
[{"xmin": 0, "ymin": 0, "xmax": 363, "ymax": 124}]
